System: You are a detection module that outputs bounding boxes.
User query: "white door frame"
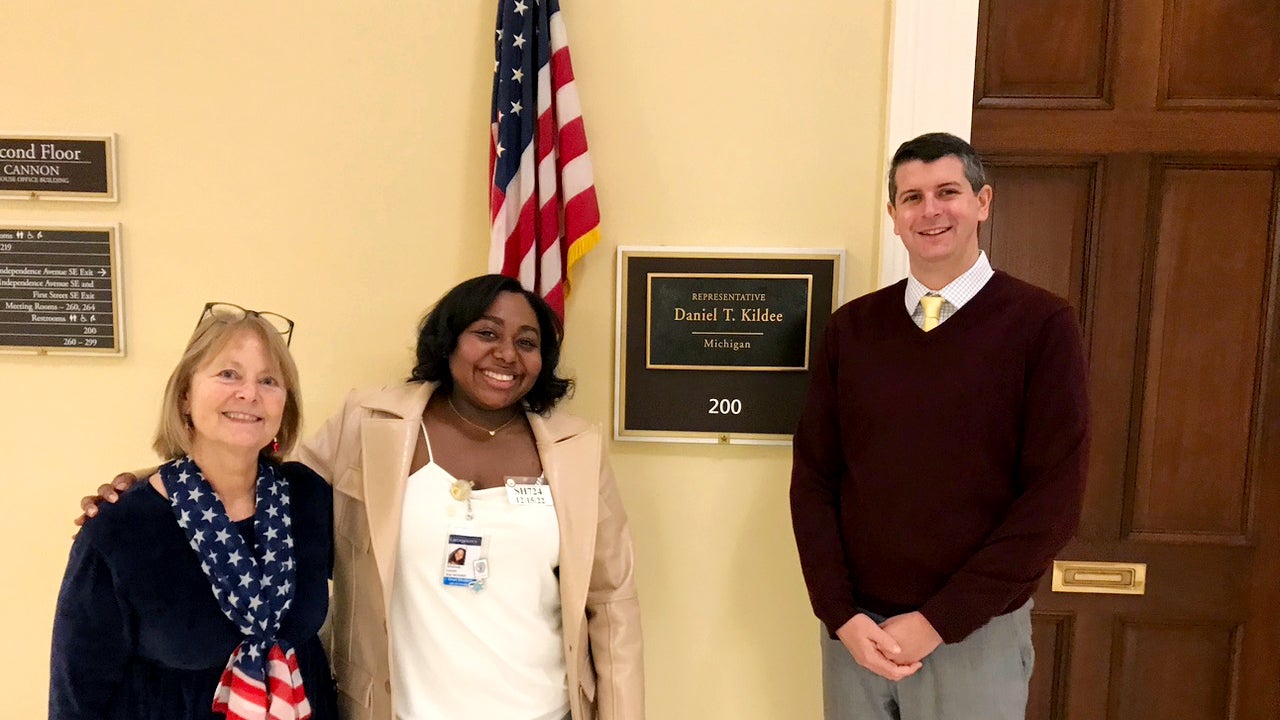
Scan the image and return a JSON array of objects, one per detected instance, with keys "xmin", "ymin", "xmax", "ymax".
[{"xmin": 877, "ymin": 0, "xmax": 982, "ymax": 287}]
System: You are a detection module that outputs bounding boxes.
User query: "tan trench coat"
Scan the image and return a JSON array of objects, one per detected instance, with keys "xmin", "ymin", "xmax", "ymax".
[{"xmin": 298, "ymin": 382, "xmax": 644, "ymax": 720}]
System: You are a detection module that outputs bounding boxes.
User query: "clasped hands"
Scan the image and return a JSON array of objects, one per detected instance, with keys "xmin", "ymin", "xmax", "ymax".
[{"xmin": 835, "ymin": 611, "xmax": 942, "ymax": 682}]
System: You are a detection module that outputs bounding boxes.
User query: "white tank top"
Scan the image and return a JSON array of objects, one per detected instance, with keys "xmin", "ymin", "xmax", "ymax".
[{"xmin": 389, "ymin": 422, "xmax": 569, "ymax": 720}]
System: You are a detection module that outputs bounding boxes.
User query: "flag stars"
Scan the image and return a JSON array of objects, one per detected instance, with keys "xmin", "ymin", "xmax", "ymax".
[
  {"xmin": 513, "ymin": 33, "xmax": 527, "ymax": 50},
  {"xmin": 165, "ymin": 458, "xmax": 300, "ymax": 658},
  {"xmin": 512, "ymin": 68, "xmax": 524, "ymax": 83},
  {"xmin": 515, "ymin": 0, "xmax": 528, "ymax": 14},
  {"xmin": 511, "ymin": 100, "xmax": 523, "ymax": 115}
]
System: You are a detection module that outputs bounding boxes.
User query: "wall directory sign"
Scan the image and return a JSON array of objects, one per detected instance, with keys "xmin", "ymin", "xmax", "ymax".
[
  {"xmin": 615, "ymin": 247, "xmax": 844, "ymax": 444},
  {"xmin": 0, "ymin": 224, "xmax": 124, "ymax": 356},
  {"xmin": 0, "ymin": 134, "xmax": 118, "ymax": 201}
]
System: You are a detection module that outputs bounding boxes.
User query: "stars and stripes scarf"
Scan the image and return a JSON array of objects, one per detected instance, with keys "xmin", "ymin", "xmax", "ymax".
[{"xmin": 160, "ymin": 455, "xmax": 311, "ymax": 720}]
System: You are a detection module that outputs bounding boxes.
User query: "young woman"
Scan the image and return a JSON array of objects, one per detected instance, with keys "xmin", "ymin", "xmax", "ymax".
[{"xmin": 78, "ymin": 277, "xmax": 645, "ymax": 720}]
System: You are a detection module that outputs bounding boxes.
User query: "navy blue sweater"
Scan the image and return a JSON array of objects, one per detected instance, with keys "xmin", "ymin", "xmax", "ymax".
[{"xmin": 50, "ymin": 461, "xmax": 337, "ymax": 720}]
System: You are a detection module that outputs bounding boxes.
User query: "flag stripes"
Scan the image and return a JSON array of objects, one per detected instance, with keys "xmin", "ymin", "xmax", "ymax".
[{"xmin": 489, "ymin": 0, "xmax": 600, "ymax": 321}]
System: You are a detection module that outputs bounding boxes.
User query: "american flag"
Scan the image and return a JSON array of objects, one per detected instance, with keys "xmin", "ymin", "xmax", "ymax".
[{"xmin": 489, "ymin": 0, "xmax": 601, "ymax": 321}]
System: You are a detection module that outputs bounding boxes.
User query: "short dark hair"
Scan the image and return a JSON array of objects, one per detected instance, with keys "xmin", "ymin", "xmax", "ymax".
[
  {"xmin": 888, "ymin": 132, "xmax": 988, "ymax": 204},
  {"xmin": 409, "ymin": 274, "xmax": 573, "ymax": 414}
]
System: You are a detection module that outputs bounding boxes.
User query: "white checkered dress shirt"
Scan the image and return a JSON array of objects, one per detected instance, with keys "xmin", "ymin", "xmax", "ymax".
[{"xmin": 904, "ymin": 251, "xmax": 995, "ymax": 329}]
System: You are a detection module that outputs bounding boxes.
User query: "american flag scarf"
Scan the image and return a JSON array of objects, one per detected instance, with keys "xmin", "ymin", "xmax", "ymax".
[{"xmin": 160, "ymin": 456, "xmax": 311, "ymax": 720}]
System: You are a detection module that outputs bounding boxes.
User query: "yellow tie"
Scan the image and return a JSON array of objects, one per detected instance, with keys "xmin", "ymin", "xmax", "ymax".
[{"xmin": 920, "ymin": 295, "xmax": 943, "ymax": 332}]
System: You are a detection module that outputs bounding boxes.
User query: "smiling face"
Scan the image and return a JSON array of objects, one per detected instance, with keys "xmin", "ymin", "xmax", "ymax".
[
  {"xmin": 447, "ymin": 291, "xmax": 543, "ymax": 419},
  {"xmin": 887, "ymin": 156, "xmax": 992, "ymax": 286},
  {"xmin": 183, "ymin": 329, "xmax": 287, "ymax": 460}
]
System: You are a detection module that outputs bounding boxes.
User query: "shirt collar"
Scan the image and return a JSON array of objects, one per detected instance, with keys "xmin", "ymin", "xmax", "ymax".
[{"xmin": 904, "ymin": 251, "xmax": 994, "ymax": 314}]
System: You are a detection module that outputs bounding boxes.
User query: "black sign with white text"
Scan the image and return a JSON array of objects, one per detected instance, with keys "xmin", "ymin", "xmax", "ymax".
[
  {"xmin": 0, "ymin": 136, "xmax": 116, "ymax": 200},
  {"xmin": 0, "ymin": 226, "xmax": 123, "ymax": 355},
  {"xmin": 647, "ymin": 273, "xmax": 813, "ymax": 370},
  {"xmin": 617, "ymin": 250, "xmax": 841, "ymax": 443}
]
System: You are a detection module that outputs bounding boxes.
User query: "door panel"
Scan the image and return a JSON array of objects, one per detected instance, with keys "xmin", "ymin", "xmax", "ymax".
[
  {"xmin": 974, "ymin": 0, "xmax": 1115, "ymax": 107},
  {"xmin": 979, "ymin": 160, "xmax": 1097, "ymax": 310},
  {"xmin": 1028, "ymin": 613, "xmax": 1073, "ymax": 720},
  {"xmin": 973, "ymin": 1, "xmax": 1280, "ymax": 718},
  {"xmin": 1108, "ymin": 620, "xmax": 1240, "ymax": 720},
  {"xmin": 1160, "ymin": 0, "xmax": 1280, "ymax": 108},
  {"xmin": 1133, "ymin": 165, "xmax": 1276, "ymax": 541}
]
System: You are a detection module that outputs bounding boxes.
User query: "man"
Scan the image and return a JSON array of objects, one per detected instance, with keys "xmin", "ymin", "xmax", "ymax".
[{"xmin": 790, "ymin": 132, "xmax": 1089, "ymax": 720}]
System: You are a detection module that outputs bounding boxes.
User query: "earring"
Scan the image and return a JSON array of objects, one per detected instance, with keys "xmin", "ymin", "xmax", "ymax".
[{"xmin": 271, "ymin": 437, "xmax": 280, "ymax": 454}]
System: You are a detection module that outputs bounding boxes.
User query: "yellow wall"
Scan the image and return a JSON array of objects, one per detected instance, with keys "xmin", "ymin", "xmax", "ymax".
[{"xmin": 1, "ymin": 2, "xmax": 890, "ymax": 717}]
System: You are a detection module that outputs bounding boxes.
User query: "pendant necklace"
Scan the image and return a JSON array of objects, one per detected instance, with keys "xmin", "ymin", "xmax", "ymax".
[{"xmin": 447, "ymin": 396, "xmax": 520, "ymax": 437}]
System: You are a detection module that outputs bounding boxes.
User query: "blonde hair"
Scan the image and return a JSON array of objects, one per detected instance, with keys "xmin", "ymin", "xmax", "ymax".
[{"xmin": 153, "ymin": 313, "xmax": 302, "ymax": 461}]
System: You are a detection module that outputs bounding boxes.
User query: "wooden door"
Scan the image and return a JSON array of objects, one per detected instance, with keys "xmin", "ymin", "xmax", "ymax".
[{"xmin": 971, "ymin": 1, "xmax": 1280, "ymax": 718}]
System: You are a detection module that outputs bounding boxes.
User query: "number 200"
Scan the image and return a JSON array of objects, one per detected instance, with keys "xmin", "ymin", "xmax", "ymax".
[{"xmin": 708, "ymin": 398, "xmax": 742, "ymax": 415}]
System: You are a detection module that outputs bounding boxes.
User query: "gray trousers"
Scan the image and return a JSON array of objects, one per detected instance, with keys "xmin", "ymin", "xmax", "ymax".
[{"xmin": 821, "ymin": 602, "xmax": 1035, "ymax": 720}]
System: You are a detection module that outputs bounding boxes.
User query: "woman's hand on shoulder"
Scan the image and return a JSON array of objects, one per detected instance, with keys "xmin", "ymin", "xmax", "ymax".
[{"xmin": 73, "ymin": 473, "xmax": 139, "ymax": 531}]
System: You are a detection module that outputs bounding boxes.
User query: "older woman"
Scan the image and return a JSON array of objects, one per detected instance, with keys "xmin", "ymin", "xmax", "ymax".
[
  {"xmin": 301, "ymin": 274, "xmax": 643, "ymax": 720},
  {"xmin": 53, "ymin": 305, "xmax": 337, "ymax": 720},
  {"xmin": 79, "ymin": 276, "xmax": 644, "ymax": 720}
]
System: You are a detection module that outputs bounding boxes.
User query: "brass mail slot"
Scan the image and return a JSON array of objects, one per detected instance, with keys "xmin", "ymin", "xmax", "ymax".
[{"xmin": 1051, "ymin": 560, "xmax": 1147, "ymax": 595}]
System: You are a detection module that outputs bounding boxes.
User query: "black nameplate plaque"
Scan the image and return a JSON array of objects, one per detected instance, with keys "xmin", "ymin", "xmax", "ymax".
[
  {"xmin": 0, "ymin": 135, "xmax": 117, "ymax": 201},
  {"xmin": 616, "ymin": 248, "xmax": 842, "ymax": 444},
  {"xmin": 0, "ymin": 225, "xmax": 125, "ymax": 355}
]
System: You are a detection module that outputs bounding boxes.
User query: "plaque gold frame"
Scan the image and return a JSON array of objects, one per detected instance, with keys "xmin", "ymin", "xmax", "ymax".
[
  {"xmin": 0, "ymin": 222, "xmax": 126, "ymax": 357},
  {"xmin": 614, "ymin": 246, "xmax": 845, "ymax": 445},
  {"xmin": 0, "ymin": 133, "xmax": 118, "ymax": 202}
]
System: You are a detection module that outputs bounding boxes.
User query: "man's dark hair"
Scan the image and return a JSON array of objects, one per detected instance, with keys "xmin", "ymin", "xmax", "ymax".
[
  {"xmin": 409, "ymin": 274, "xmax": 573, "ymax": 414},
  {"xmin": 887, "ymin": 132, "xmax": 988, "ymax": 204}
]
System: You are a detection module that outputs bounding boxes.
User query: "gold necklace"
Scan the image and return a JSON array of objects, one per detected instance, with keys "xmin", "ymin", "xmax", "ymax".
[{"xmin": 447, "ymin": 396, "xmax": 520, "ymax": 437}]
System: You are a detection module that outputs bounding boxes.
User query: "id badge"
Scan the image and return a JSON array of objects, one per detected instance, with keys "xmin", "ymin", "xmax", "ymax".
[
  {"xmin": 442, "ymin": 526, "xmax": 489, "ymax": 589},
  {"xmin": 505, "ymin": 475, "xmax": 553, "ymax": 507}
]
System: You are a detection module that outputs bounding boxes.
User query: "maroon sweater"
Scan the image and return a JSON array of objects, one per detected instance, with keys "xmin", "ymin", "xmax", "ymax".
[{"xmin": 790, "ymin": 271, "xmax": 1089, "ymax": 644}]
